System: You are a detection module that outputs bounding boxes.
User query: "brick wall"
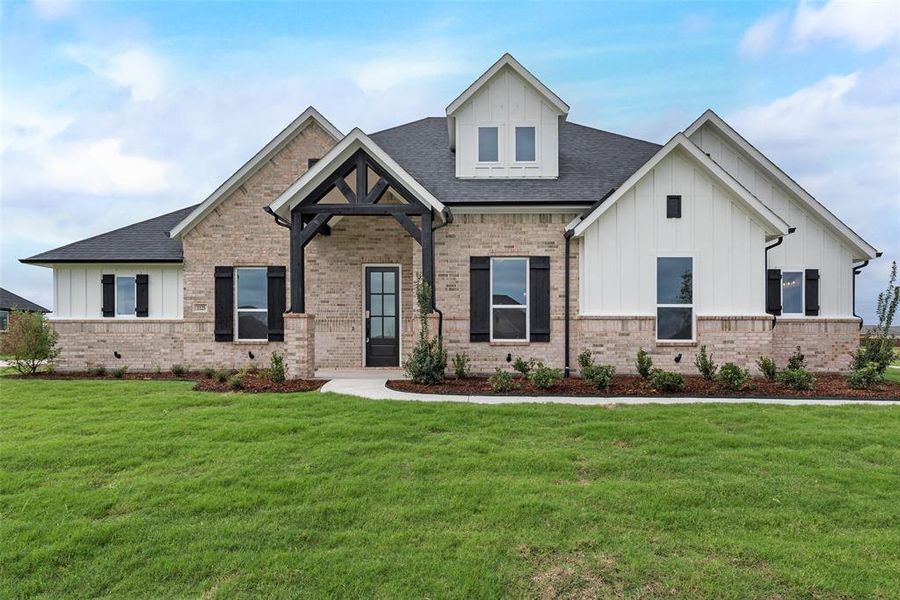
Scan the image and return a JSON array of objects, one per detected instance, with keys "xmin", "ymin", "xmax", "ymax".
[{"xmin": 51, "ymin": 320, "xmax": 185, "ymax": 371}]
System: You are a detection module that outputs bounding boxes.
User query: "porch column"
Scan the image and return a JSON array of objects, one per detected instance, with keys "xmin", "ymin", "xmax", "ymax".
[
  {"xmin": 421, "ymin": 209, "xmax": 434, "ymax": 309},
  {"xmin": 290, "ymin": 212, "xmax": 304, "ymax": 313}
]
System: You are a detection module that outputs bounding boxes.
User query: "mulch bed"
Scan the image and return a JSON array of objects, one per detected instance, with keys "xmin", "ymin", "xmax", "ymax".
[
  {"xmin": 8, "ymin": 371, "xmax": 326, "ymax": 393},
  {"xmin": 8, "ymin": 371, "xmax": 207, "ymax": 381},
  {"xmin": 388, "ymin": 374, "xmax": 900, "ymax": 400}
]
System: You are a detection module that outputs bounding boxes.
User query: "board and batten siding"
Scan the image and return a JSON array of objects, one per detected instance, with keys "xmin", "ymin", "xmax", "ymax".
[
  {"xmin": 454, "ymin": 66, "xmax": 560, "ymax": 179},
  {"xmin": 52, "ymin": 264, "xmax": 183, "ymax": 319},
  {"xmin": 579, "ymin": 149, "xmax": 768, "ymax": 316},
  {"xmin": 689, "ymin": 124, "xmax": 854, "ymax": 316}
]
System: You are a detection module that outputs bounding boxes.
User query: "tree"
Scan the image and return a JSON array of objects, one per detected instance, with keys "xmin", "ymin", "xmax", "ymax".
[
  {"xmin": 851, "ymin": 261, "xmax": 899, "ymax": 375},
  {"xmin": 1, "ymin": 310, "xmax": 60, "ymax": 375},
  {"xmin": 402, "ymin": 276, "xmax": 447, "ymax": 384}
]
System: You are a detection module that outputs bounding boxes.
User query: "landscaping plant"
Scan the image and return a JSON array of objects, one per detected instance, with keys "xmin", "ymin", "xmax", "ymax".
[
  {"xmin": 578, "ymin": 350, "xmax": 615, "ymax": 390},
  {"xmin": 718, "ymin": 362, "xmax": 750, "ymax": 391},
  {"xmin": 403, "ymin": 277, "xmax": 447, "ymax": 385},
  {"xmin": 87, "ymin": 365, "xmax": 107, "ymax": 377},
  {"xmin": 756, "ymin": 356, "xmax": 777, "ymax": 381},
  {"xmin": 787, "ymin": 346, "xmax": 806, "ymax": 371},
  {"xmin": 0, "ymin": 309, "xmax": 60, "ymax": 375},
  {"xmin": 850, "ymin": 260, "xmax": 899, "ymax": 376},
  {"xmin": 270, "ymin": 351, "xmax": 285, "ymax": 383},
  {"xmin": 847, "ymin": 362, "xmax": 883, "ymax": 389},
  {"xmin": 228, "ymin": 374, "xmax": 244, "ymax": 390},
  {"xmin": 171, "ymin": 364, "xmax": 187, "ymax": 376},
  {"xmin": 777, "ymin": 367, "xmax": 816, "ymax": 391},
  {"xmin": 512, "ymin": 356, "xmax": 536, "ymax": 377},
  {"xmin": 215, "ymin": 369, "xmax": 230, "ymax": 383},
  {"xmin": 694, "ymin": 345, "xmax": 717, "ymax": 380},
  {"xmin": 528, "ymin": 363, "xmax": 563, "ymax": 390},
  {"xmin": 202, "ymin": 367, "xmax": 216, "ymax": 379},
  {"xmin": 111, "ymin": 366, "xmax": 128, "ymax": 379},
  {"xmin": 488, "ymin": 368, "xmax": 516, "ymax": 393},
  {"xmin": 452, "ymin": 353, "xmax": 471, "ymax": 379},
  {"xmin": 649, "ymin": 369, "xmax": 684, "ymax": 393},
  {"xmin": 635, "ymin": 348, "xmax": 653, "ymax": 378}
]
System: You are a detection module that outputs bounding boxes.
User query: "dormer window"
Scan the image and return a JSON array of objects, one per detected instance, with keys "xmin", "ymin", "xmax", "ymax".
[
  {"xmin": 515, "ymin": 127, "xmax": 536, "ymax": 162},
  {"xmin": 478, "ymin": 127, "xmax": 499, "ymax": 162}
]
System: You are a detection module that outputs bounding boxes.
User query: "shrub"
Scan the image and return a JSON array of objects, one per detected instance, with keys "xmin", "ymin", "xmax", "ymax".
[
  {"xmin": 202, "ymin": 367, "xmax": 216, "ymax": 379},
  {"xmin": 215, "ymin": 369, "xmax": 230, "ymax": 383},
  {"xmin": 512, "ymin": 356, "xmax": 536, "ymax": 377},
  {"xmin": 756, "ymin": 356, "xmax": 777, "ymax": 381},
  {"xmin": 452, "ymin": 353, "xmax": 471, "ymax": 379},
  {"xmin": 649, "ymin": 369, "xmax": 684, "ymax": 393},
  {"xmin": 228, "ymin": 375, "xmax": 244, "ymax": 390},
  {"xmin": 153, "ymin": 364, "xmax": 162, "ymax": 374},
  {"xmin": 489, "ymin": 368, "xmax": 516, "ymax": 393},
  {"xmin": 270, "ymin": 351, "xmax": 285, "ymax": 383},
  {"xmin": 850, "ymin": 261, "xmax": 899, "ymax": 375},
  {"xmin": 578, "ymin": 350, "xmax": 614, "ymax": 389},
  {"xmin": 111, "ymin": 366, "xmax": 128, "ymax": 379},
  {"xmin": 718, "ymin": 362, "xmax": 750, "ymax": 391},
  {"xmin": 635, "ymin": 348, "xmax": 653, "ymax": 379},
  {"xmin": 528, "ymin": 363, "xmax": 563, "ymax": 389},
  {"xmin": 577, "ymin": 350, "xmax": 594, "ymax": 370},
  {"xmin": 694, "ymin": 345, "xmax": 717, "ymax": 380},
  {"xmin": 777, "ymin": 368, "xmax": 816, "ymax": 391},
  {"xmin": 0, "ymin": 310, "xmax": 60, "ymax": 375},
  {"xmin": 402, "ymin": 277, "xmax": 447, "ymax": 385},
  {"xmin": 171, "ymin": 364, "xmax": 187, "ymax": 376},
  {"xmin": 786, "ymin": 346, "xmax": 806, "ymax": 371},
  {"xmin": 847, "ymin": 362, "xmax": 884, "ymax": 389},
  {"xmin": 87, "ymin": 365, "xmax": 107, "ymax": 377}
]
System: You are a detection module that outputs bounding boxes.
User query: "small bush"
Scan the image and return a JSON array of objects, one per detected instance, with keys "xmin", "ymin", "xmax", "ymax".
[
  {"xmin": 87, "ymin": 365, "xmax": 107, "ymax": 377},
  {"xmin": 202, "ymin": 367, "xmax": 216, "ymax": 379},
  {"xmin": 718, "ymin": 362, "xmax": 750, "ymax": 391},
  {"xmin": 577, "ymin": 350, "xmax": 594, "ymax": 370},
  {"xmin": 228, "ymin": 375, "xmax": 244, "ymax": 390},
  {"xmin": 111, "ymin": 366, "xmax": 128, "ymax": 379},
  {"xmin": 584, "ymin": 364, "xmax": 615, "ymax": 390},
  {"xmin": 215, "ymin": 369, "xmax": 230, "ymax": 383},
  {"xmin": 694, "ymin": 345, "xmax": 718, "ymax": 380},
  {"xmin": 847, "ymin": 362, "xmax": 884, "ymax": 389},
  {"xmin": 270, "ymin": 351, "xmax": 285, "ymax": 383},
  {"xmin": 528, "ymin": 363, "xmax": 563, "ymax": 390},
  {"xmin": 777, "ymin": 368, "xmax": 816, "ymax": 391},
  {"xmin": 636, "ymin": 348, "xmax": 653, "ymax": 379},
  {"xmin": 171, "ymin": 364, "xmax": 187, "ymax": 376},
  {"xmin": 1, "ymin": 310, "xmax": 60, "ymax": 375},
  {"xmin": 512, "ymin": 356, "xmax": 536, "ymax": 377},
  {"xmin": 403, "ymin": 277, "xmax": 447, "ymax": 385},
  {"xmin": 153, "ymin": 365, "xmax": 162, "ymax": 374},
  {"xmin": 756, "ymin": 356, "xmax": 777, "ymax": 381},
  {"xmin": 649, "ymin": 369, "xmax": 684, "ymax": 393},
  {"xmin": 786, "ymin": 346, "xmax": 806, "ymax": 371},
  {"xmin": 452, "ymin": 353, "xmax": 471, "ymax": 379},
  {"xmin": 489, "ymin": 368, "xmax": 516, "ymax": 393}
]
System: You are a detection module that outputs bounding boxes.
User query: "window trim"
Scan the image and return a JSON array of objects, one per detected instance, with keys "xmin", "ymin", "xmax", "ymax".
[
  {"xmin": 234, "ymin": 266, "xmax": 269, "ymax": 342},
  {"xmin": 780, "ymin": 268, "xmax": 805, "ymax": 316},
  {"xmin": 513, "ymin": 125, "xmax": 538, "ymax": 164},
  {"xmin": 489, "ymin": 257, "xmax": 530, "ymax": 342},
  {"xmin": 655, "ymin": 255, "xmax": 695, "ymax": 342},
  {"xmin": 0, "ymin": 309, "xmax": 8, "ymax": 331},
  {"xmin": 115, "ymin": 275, "xmax": 137, "ymax": 318},
  {"xmin": 477, "ymin": 126, "xmax": 501, "ymax": 164}
]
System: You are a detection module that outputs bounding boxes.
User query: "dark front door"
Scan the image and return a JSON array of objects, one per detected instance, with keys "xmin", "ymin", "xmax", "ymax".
[{"xmin": 365, "ymin": 266, "xmax": 400, "ymax": 367}]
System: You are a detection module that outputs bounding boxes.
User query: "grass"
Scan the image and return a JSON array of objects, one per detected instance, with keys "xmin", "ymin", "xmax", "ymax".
[{"xmin": 2, "ymin": 380, "xmax": 899, "ymax": 599}]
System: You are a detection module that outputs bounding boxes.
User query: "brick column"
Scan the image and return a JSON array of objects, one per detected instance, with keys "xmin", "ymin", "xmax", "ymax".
[{"xmin": 283, "ymin": 313, "xmax": 316, "ymax": 379}]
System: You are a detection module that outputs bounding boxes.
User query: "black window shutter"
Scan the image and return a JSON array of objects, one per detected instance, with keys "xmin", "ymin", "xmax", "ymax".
[
  {"xmin": 666, "ymin": 195, "xmax": 682, "ymax": 218},
  {"xmin": 214, "ymin": 266, "xmax": 234, "ymax": 342},
  {"xmin": 135, "ymin": 274, "xmax": 149, "ymax": 317},
  {"xmin": 470, "ymin": 257, "xmax": 490, "ymax": 342},
  {"xmin": 805, "ymin": 269, "xmax": 820, "ymax": 316},
  {"xmin": 766, "ymin": 269, "xmax": 782, "ymax": 316},
  {"xmin": 529, "ymin": 256, "xmax": 550, "ymax": 342},
  {"xmin": 101, "ymin": 274, "xmax": 115, "ymax": 317},
  {"xmin": 267, "ymin": 266, "xmax": 286, "ymax": 341}
]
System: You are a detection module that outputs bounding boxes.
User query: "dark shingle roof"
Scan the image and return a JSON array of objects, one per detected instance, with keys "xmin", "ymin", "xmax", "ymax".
[
  {"xmin": 370, "ymin": 117, "xmax": 660, "ymax": 204},
  {"xmin": 0, "ymin": 288, "xmax": 49, "ymax": 313},
  {"xmin": 21, "ymin": 205, "xmax": 198, "ymax": 264}
]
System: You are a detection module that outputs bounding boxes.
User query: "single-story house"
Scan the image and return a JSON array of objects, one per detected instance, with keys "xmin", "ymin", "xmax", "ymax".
[
  {"xmin": 22, "ymin": 54, "xmax": 880, "ymax": 377},
  {"xmin": 0, "ymin": 287, "xmax": 50, "ymax": 332}
]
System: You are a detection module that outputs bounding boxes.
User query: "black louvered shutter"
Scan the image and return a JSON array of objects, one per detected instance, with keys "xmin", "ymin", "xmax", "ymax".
[
  {"xmin": 470, "ymin": 257, "xmax": 490, "ymax": 342},
  {"xmin": 766, "ymin": 269, "xmax": 782, "ymax": 316},
  {"xmin": 805, "ymin": 269, "xmax": 820, "ymax": 316},
  {"xmin": 101, "ymin": 274, "xmax": 115, "ymax": 317},
  {"xmin": 529, "ymin": 256, "xmax": 550, "ymax": 342},
  {"xmin": 214, "ymin": 267, "xmax": 234, "ymax": 342},
  {"xmin": 135, "ymin": 274, "xmax": 149, "ymax": 317},
  {"xmin": 267, "ymin": 266, "xmax": 286, "ymax": 341}
]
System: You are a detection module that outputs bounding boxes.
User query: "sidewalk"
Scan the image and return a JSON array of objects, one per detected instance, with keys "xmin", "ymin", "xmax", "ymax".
[{"xmin": 320, "ymin": 376, "xmax": 900, "ymax": 406}]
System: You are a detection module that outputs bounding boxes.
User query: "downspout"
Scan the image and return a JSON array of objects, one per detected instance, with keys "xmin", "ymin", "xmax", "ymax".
[
  {"xmin": 765, "ymin": 226, "xmax": 796, "ymax": 328},
  {"xmin": 564, "ymin": 229, "xmax": 574, "ymax": 378},
  {"xmin": 430, "ymin": 207, "xmax": 453, "ymax": 339},
  {"xmin": 853, "ymin": 251, "xmax": 883, "ymax": 330},
  {"xmin": 263, "ymin": 206, "xmax": 291, "ymax": 229}
]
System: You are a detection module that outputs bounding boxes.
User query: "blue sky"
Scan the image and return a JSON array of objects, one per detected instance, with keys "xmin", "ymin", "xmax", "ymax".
[{"xmin": 2, "ymin": 0, "xmax": 898, "ymax": 320}]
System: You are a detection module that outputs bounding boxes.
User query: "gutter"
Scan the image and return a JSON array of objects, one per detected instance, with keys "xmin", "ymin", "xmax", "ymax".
[
  {"xmin": 564, "ymin": 229, "xmax": 574, "ymax": 378},
  {"xmin": 853, "ymin": 251, "xmax": 883, "ymax": 330},
  {"xmin": 764, "ymin": 227, "xmax": 796, "ymax": 328},
  {"xmin": 430, "ymin": 208, "xmax": 453, "ymax": 339},
  {"xmin": 263, "ymin": 206, "xmax": 291, "ymax": 229}
]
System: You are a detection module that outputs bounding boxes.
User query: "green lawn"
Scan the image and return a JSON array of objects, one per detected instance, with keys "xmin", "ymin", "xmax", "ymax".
[{"xmin": 2, "ymin": 380, "xmax": 899, "ymax": 599}]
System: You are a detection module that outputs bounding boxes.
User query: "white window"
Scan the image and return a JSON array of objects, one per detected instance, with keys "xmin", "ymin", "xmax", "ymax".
[
  {"xmin": 657, "ymin": 257, "xmax": 693, "ymax": 341},
  {"xmin": 515, "ymin": 126, "xmax": 536, "ymax": 162},
  {"xmin": 478, "ymin": 127, "xmax": 499, "ymax": 162},
  {"xmin": 781, "ymin": 271, "xmax": 804, "ymax": 314},
  {"xmin": 116, "ymin": 276, "xmax": 136, "ymax": 316},
  {"xmin": 490, "ymin": 257, "xmax": 529, "ymax": 341},
  {"xmin": 235, "ymin": 267, "xmax": 268, "ymax": 341},
  {"xmin": 0, "ymin": 310, "xmax": 8, "ymax": 331}
]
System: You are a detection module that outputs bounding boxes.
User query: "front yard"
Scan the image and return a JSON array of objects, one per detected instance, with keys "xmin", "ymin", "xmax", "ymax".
[{"xmin": 2, "ymin": 379, "xmax": 899, "ymax": 598}]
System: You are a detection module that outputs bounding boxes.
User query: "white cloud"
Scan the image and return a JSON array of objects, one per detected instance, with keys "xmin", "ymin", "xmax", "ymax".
[
  {"xmin": 791, "ymin": 0, "xmax": 900, "ymax": 51},
  {"xmin": 66, "ymin": 46, "xmax": 168, "ymax": 101},
  {"xmin": 739, "ymin": 10, "xmax": 788, "ymax": 57}
]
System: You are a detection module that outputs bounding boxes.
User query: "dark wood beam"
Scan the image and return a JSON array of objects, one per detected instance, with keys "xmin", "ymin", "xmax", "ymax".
[
  {"xmin": 366, "ymin": 156, "xmax": 422, "ymax": 208},
  {"xmin": 363, "ymin": 178, "xmax": 390, "ymax": 204},
  {"xmin": 290, "ymin": 216, "xmax": 304, "ymax": 313},
  {"xmin": 297, "ymin": 153, "xmax": 358, "ymax": 207},
  {"xmin": 334, "ymin": 178, "xmax": 356, "ymax": 204},
  {"xmin": 296, "ymin": 204, "xmax": 426, "ymax": 215},
  {"xmin": 302, "ymin": 215, "xmax": 329, "ymax": 236},
  {"xmin": 356, "ymin": 151, "xmax": 367, "ymax": 203},
  {"xmin": 299, "ymin": 213, "xmax": 332, "ymax": 247},
  {"xmin": 421, "ymin": 210, "xmax": 434, "ymax": 310},
  {"xmin": 392, "ymin": 214, "xmax": 422, "ymax": 244}
]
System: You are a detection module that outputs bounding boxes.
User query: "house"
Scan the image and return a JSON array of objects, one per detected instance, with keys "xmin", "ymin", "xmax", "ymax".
[
  {"xmin": 0, "ymin": 287, "xmax": 50, "ymax": 333},
  {"xmin": 21, "ymin": 54, "xmax": 879, "ymax": 377}
]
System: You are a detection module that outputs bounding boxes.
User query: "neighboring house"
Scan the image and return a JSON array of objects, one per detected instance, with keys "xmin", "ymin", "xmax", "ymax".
[
  {"xmin": 22, "ymin": 54, "xmax": 880, "ymax": 376},
  {"xmin": 0, "ymin": 287, "xmax": 50, "ymax": 333}
]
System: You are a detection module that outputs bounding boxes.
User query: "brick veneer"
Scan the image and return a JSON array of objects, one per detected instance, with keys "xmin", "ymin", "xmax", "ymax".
[
  {"xmin": 51, "ymin": 320, "xmax": 185, "ymax": 371},
  {"xmin": 284, "ymin": 313, "xmax": 315, "ymax": 378}
]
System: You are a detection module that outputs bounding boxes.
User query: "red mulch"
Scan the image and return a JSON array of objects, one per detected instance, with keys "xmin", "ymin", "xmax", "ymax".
[
  {"xmin": 388, "ymin": 374, "xmax": 900, "ymax": 400},
  {"xmin": 194, "ymin": 375, "xmax": 325, "ymax": 393},
  {"xmin": 9, "ymin": 371, "xmax": 206, "ymax": 381}
]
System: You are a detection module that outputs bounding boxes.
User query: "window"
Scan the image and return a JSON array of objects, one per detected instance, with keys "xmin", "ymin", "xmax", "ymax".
[
  {"xmin": 478, "ymin": 127, "xmax": 499, "ymax": 162},
  {"xmin": 116, "ymin": 276, "xmax": 136, "ymax": 315},
  {"xmin": 236, "ymin": 267, "xmax": 268, "ymax": 340},
  {"xmin": 0, "ymin": 310, "xmax": 8, "ymax": 331},
  {"xmin": 490, "ymin": 257, "xmax": 528, "ymax": 341},
  {"xmin": 666, "ymin": 195, "xmax": 682, "ymax": 218},
  {"xmin": 515, "ymin": 126, "xmax": 536, "ymax": 162},
  {"xmin": 781, "ymin": 271, "xmax": 803, "ymax": 314},
  {"xmin": 657, "ymin": 257, "xmax": 693, "ymax": 340}
]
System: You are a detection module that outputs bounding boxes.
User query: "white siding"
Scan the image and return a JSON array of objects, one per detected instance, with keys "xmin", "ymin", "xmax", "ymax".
[
  {"xmin": 454, "ymin": 66, "xmax": 560, "ymax": 179},
  {"xmin": 52, "ymin": 264, "xmax": 183, "ymax": 319},
  {"xmin": 690, "ymin": 124, "xmax": 855, "ymax": 316},
  {"xmin": 580, "ymin": 149, "xmax": 768, "ymax": 316}
]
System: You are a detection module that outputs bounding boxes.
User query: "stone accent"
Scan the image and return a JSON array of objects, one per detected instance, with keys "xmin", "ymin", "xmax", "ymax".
[
  {"xmin": 50, "ymin": 320, "xmax": 184, "ymax": 371},
  {"xmin": 284, "ymin": 313, "xmax": 315, "ymax": 379}
]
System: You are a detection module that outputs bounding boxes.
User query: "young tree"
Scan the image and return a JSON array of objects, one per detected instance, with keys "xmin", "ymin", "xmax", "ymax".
[
  {"xmin": 851, "ymin": 261, "xmax": 900, "ymax": 375},
  {"xmin": 1, "ymin": 310, "xmax": 60, "ymax": 375},
  {"xmin": 402, "ymin": 276, "xmax": 447, "ymax": 384}
]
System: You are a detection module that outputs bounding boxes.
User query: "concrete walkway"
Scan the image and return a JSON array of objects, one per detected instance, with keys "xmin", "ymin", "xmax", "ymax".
[{"xmin": 319, "ymin": 376, "xmax": 900, "ymax": 406}]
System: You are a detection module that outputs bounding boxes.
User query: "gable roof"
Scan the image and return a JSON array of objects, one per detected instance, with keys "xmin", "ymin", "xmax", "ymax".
[
  {"xmin": 568, "ymin": 133, "xmax": 791, "ymax": 238},
  {"xmin": 168, "ymin": 106, "xmax": 342, "ymax": 239},
  {"xmin": 269, "ymin": 128, "xmax": 448, "ymax": 220},
  {"xmin": 685, "ymin": 109, "xmax": 878, "ymax": 260},
  {"xmin": 0, "ymin": 288, "xmax": 49, "ymax": 313},
  {"xmin": 371, "ymin": 117, "xmax": 660, "ymax": 205},
  {"xmin": 21, "ymin": 205, "xmax": 197, "ymax": 265}
]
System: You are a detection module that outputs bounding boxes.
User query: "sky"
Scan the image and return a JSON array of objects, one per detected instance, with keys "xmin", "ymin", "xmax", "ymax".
[{"xmin": 1, "ymin": 0, "xmax": 898, "ymax": 321}]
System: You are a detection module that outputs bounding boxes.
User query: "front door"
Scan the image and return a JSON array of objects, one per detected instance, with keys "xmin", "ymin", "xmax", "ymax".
[{"xmin": 365, "ymin": 266, "xmax": 400, "ymax": 367}]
